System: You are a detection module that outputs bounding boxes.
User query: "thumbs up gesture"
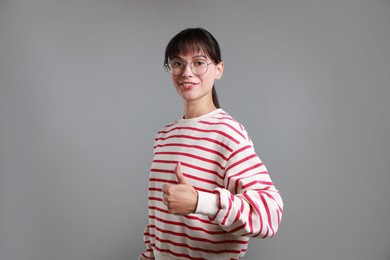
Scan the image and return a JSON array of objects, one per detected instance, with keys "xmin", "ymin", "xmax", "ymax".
[{"xmin": 162, "ymin": 162, "xmax": 198, "ymax": 215}]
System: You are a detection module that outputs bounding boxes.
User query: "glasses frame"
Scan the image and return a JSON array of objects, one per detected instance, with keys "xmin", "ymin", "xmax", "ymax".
[{"xmin": 165, "ymin": 59, "xmax": 213, "ymax": 76}]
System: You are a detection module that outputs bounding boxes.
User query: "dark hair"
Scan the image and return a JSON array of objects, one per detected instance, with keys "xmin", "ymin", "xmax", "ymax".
[{"xmin": 164, "ymin": 28, "xmax": 222, "ymax": 108}]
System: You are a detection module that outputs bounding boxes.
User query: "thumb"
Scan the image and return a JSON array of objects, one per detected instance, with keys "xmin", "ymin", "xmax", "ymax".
[{"xmin": 174, "ymin": 162, "xmax": 189, "ymax": 184}]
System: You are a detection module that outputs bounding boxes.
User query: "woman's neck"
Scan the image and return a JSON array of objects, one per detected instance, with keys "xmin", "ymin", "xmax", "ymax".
[{"xmin": 183, "ymin": 101, "xmax": 217, "ymax": 119}]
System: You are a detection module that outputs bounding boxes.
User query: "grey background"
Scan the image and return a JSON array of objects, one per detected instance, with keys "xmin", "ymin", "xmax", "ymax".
[{"xmin": 1, "ymin": 0, "xmax": 389, "ymax": 260}]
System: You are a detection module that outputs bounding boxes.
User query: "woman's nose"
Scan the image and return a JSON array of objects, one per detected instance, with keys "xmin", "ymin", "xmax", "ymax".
[{"xmin": 181, "ymin": 62, "xmax": 193, "ymax": 77}]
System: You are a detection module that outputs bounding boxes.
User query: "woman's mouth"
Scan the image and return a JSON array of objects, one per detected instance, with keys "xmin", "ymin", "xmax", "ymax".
[{"xmin": 180, "ymin": 82, "xmax": 198, "ymax": 90}]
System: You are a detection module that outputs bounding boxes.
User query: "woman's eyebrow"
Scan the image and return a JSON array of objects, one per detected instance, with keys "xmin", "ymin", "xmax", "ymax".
[
  {"xmin": 171, "ymin": 55, "xmax": 182, "ymax": 60},
  {"xmin": 171, "ymin": 54, "xmax": 207, "ymax": 60},
  {"xmin": 192, "ymin": 54, "xmax": 207, "ymax": 59}
]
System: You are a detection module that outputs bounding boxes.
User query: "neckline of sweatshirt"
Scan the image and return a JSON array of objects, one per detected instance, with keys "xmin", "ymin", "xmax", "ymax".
[{"xmin": 176, "ymin": 108, "xmax": 223, "ymax": 126}]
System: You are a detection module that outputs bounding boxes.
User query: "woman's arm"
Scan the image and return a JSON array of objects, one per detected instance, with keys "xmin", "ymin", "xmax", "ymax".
[{"xmin": 197, "ymin": 143, "xmax": 283, "ymax": 238}]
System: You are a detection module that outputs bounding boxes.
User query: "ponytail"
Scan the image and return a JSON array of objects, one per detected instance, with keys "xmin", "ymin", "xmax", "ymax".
[{"xmin": 212, "ymin": 86, "xmax": 220, "ymax": 108}]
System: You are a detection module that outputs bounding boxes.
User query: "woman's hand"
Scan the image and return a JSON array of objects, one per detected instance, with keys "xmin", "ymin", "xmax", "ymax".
[{"xmin": 162, "ymin": 163, "xmax": 198, "ymax": 215}]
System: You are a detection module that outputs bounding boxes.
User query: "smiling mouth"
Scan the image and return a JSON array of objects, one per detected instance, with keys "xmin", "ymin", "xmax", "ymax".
[{"xmin": 180, "ymin": 82, "xmax": 198, "ymax": 89}]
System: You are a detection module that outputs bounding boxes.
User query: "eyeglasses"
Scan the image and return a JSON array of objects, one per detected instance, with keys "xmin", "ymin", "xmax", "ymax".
[{"xmin": 165, "ymin": 59, "xmax": 213, "ymax": 76}]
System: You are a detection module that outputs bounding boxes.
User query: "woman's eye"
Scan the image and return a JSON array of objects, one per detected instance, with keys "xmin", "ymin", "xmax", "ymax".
[
  {"xmin": 171, "ymin": 61, "xmax": 183, "ymax": 67},
  {"xmin": 193, "ymin": 60, "xmax": 206, "ymax": 67}
]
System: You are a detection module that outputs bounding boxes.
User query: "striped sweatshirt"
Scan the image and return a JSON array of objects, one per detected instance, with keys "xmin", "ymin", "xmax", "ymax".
[{"xmin": 139, "ymin": 109, "xmax": 283, "ymax": 260}]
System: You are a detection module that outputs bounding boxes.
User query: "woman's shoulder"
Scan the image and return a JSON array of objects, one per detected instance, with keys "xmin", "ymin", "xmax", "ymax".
[
  {"xmin": 203, "ymin": 109, "xmax": 252, "ymax": 144},
  {"xmin": 156, "ymin": 120, "xmax": 180, "ymax": 135}
]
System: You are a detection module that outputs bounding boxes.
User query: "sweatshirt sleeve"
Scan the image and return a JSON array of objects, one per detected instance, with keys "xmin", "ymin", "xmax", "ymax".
[
  {"xmin": 209, "ymin": 143, "xmax": 283, "ymax": 238},
  {"xmin": 138, "ymin": 226, "xmax": 155, "ymax": 259}
]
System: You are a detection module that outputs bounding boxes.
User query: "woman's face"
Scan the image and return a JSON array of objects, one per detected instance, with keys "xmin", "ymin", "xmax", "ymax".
[{"xmin": 171, "ymin": 52, "xmax": 224, "ymax": 107}]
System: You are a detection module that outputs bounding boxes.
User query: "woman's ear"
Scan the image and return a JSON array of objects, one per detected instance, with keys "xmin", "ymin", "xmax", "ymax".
[{"xmin": 215, "ymin": 61, "xmax": 224, "ymax": 80}]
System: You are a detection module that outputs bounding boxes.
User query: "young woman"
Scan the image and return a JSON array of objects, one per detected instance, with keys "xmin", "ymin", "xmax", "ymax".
[{"xmin": 139, "ymin": 28, "xmax": 283, "ymax": 260}]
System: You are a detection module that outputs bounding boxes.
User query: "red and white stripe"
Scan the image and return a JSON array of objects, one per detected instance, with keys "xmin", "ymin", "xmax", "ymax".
[{"xmin": 140, "ymin": 109, "xmax": 283, "ymax": 260}]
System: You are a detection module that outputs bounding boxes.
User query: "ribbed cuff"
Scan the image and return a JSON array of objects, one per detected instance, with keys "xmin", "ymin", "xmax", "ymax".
[{"xmin": 194, "ymin": 191, "xmax": 218, "ymax": 217}]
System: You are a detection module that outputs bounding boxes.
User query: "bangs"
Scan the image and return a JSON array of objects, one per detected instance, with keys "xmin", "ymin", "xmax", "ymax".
[
  {"xmin": 167, "ymin": 38, "xmax": 209, "ymax": 59},
  {"xmin": 164, "ymin": 28, "xmax": 221, "ymax": 66}
]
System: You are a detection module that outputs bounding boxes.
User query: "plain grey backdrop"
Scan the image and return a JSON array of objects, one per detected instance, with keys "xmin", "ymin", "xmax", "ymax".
[{"xmin": 1, "ymin": 0, "xmax": 389, "ymax": 260}]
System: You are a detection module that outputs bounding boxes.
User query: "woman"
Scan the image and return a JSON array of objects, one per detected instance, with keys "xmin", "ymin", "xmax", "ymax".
[{"xmin": 139, "ymin": 28, "xmax": 283, "ymax": 260}]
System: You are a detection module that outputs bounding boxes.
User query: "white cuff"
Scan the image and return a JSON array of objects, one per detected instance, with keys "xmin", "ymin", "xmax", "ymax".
[{"xmin": 194, "ymin": 191, "xmax": 218, "ymax": 217}]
